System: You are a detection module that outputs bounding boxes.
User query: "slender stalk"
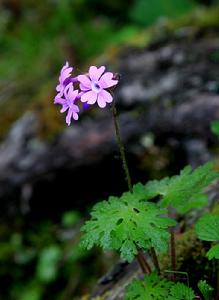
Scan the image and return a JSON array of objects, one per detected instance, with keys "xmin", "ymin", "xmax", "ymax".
[
  {"xmin": 216, "ymin": 260, "xmax": 219, "ymax": 300},
  {"xmin": 150, "ymin": 247, "xmax": 160, "ymax": 274},
  {"xmin": 137, "ymin": 251, "xmax": 151, "ymax": 274},
  {"xmin": 111, "ymin": 102, "xmax": 152, "ymax": 274},
  {"xmin": 170, "ymin": 229, "xmax": 176, "ymax": 281},
  {"xmin": 111, "ymin": 103, "xmax": 133, "ymax": 192}
]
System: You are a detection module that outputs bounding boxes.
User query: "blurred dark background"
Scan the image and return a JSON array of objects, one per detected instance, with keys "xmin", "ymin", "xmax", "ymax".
[{"xmin": 0, "ymin": 0, "xmax": 219, "ymax": 299}]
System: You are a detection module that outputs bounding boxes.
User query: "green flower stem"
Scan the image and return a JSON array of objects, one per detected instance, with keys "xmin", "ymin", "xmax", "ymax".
[
  {"xmin": 111, "ymin": 102, "xmax": 150, "ymax": 274},
  {"xmin": 150, "ymin": 247, "xmax": 160, "ymax": 274}
]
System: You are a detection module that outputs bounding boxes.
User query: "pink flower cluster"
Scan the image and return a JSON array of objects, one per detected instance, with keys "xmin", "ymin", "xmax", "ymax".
[{"xmin": 54, "ymin": 62, "xmax": 118, "ymax": 126}]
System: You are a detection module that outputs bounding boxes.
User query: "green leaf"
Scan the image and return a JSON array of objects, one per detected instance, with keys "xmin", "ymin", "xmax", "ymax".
[
  {"xmin": 125, "ymin": 272, "xmax": 173, "ymax": 300},
  {"xmin": 207, "ymin": 244, "xmax": 219, "ymax": 260},
  {"xmin": 125, "ymin": 273, "xmax": 195, "ymax": 300},
  {"xmin": 36, "ymin": 245, "xmax": 61, "ymax": 283},
  {"xmin": 211, "ymin": 120, "xmax": 219, "ymax": 136},
  {"xmin": 81, "ymin": 196, "xmax": 175, "ymax": 262},
  {"xmin": 195, "ymin": 213, "xmax": 219, "ymax": 242},
  {"xmin": 144, "ymin": 177, "xmax": 170, "ymax": 199},
  {"xmin": 61, "ymin": 210, "xmax": 80, "ymax": 227},
  {"xmin": 129, "ymin": 0, "xmax": 197, "ymax": 27},
  {"xmin": 167, "ymin": 283, "xmax": 195, "ymax": 300},
  {"xmin": 158, "ymin": 162, "xmax": 218, "ymax": 213},
  {"xmin": 196, "ymin": 213, "xmax": 219, "ymax": 260},
  {"xmin": 198, "ymin": 280, "xmax": 214, "ymax": 300},
  {"xmin": 19, "ymin": 281, "xmax": 43, "ymax": 300}
]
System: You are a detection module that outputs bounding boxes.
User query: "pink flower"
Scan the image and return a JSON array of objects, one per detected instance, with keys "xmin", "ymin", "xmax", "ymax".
[
  {"xmin": 55, "ymin": 83, "xmax": 80, "ymax": 126},
  {"xmin": 77, "ymin": 66, "xmax": 118, "ymax": 108},
  {"xmin": 55, "ymin": 61, "xmax": 75, "ymax": 101}
]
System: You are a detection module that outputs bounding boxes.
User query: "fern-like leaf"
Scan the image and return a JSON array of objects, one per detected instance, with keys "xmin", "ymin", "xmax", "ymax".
[
  {"xmin": 195, "ymin": 213, "xmax": 219, "ymax": 241},
  {"xmin": 81, "ymin": 196, "xmax": 175, "ymax": 262},
  {"xmin": 144, "ymin": 162, "xmax": 218, "ymax": 214},
  {"xmin": 207, "ymin": 243, "xmax": 219, "ymax": 260},
  {"xmin": 125, "ymin": 273, "xmax": 195, "ymax": 300},
  {"xmin": 125, "ymin": 272, "xmax": 173, "ymax": 300},
  {"xmin": 195, "ymin": 213, "xmax": 219, "ymax": 260},
  {"xmin": 167, "ymin": 282, "xmax": 195, "ymax": 300},
  {"xmin": 198, "ymin": 280, "xmax": 214, "ymax": 300}
]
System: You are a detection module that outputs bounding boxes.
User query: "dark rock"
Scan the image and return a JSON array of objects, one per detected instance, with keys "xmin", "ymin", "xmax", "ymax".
[{"xmin": 0, "ymin": 30, "xmax": 219, "ymax": 217}]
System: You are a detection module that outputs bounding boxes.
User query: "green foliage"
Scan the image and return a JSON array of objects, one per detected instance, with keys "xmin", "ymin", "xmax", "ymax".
[
  {"xmin": 0, "ymin": 210, "xmax": 102, "ymax": 300},
  {"xmin": 211, "ymin": 120, "xmax": 219, "ymax": 136},
  {"xmin": 125, "ymin": 272, "xmax": 195, "ymax": 300},
  {"xmin": 36, "ymin": 245, "xmax": 61, "ymax": 283},
  {"xmin": 81, "ymin": 162, "xmax": 218, "ymax": 261},
  {"xmin": 146, "ymin": 162, "xmax": 218, "ymax": 213},
  {"xmin": 195, "ymin": 213, "xmax": 219, "ymax": 241},
  {"xmin": 195, "ymin": 213, "xmax": 219, "ymax": 259},
  {"xmin": 167, "ymin": 282, "xmax": 195, "ymax": 300},
  {"xmin": 81, "ymin": 193, "xmax": 175, "ymax": 262},
  {"xmin": 61, "ymin": 210, "xmax": 80, "ymax": 226},
  {"xmin": 207, "ymin": 244, "xmax": 219, "ymax": 259},
  {"xmin": 198, "ymin": 280, "xmax": 214, "ymax": 300},
  {"xmin": 125, "ymin": 272, "xmax": 172, "ymax": 300},
  {"xmin": 129, "ymin": 0, "xmax": 197, "ymax": 26},
  {"xmin": 19, "ymin": 281, "xmax": 43, "ymax": 300}
]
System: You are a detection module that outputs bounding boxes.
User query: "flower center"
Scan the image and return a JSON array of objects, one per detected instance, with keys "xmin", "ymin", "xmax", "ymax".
[{"xmin": 91, "ymin": 82, "xmax": 101, "ymax": 93}]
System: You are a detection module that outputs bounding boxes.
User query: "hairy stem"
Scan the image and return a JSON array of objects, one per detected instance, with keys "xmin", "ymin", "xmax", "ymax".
[
  {"xmin": 111, "ymin": 103, "xmax": 133, "ymax": 192},
  {"xmin": 111, "ymin": 102, "xmax": 152, "ymax": 274},
  {"xmin": 150, "ymin": 247, "xmax": 160, "ymax": 274}
]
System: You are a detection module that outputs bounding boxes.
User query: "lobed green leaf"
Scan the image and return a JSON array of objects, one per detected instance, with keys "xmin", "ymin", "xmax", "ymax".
[
  {"xmin": 150, "ymin": 162, "xmax": 218, "ymax": 214},
  {"xmin": 196, "ymin": 213, "xmax": 219, "ymax": 260},
  {"xmin": 167, "ymin": 283, "xmax": 195, "ymax": 300},
  {"xmin": 207, "ymin": 244, "xmax": 219, "ymax": 260},
  {"xmin": 125, "ymin": 272, "xmax": 173, "ymax": 300},
  {"xmin": 81, "ymin": 196, "xmax": 175, "ymax": 262},
  {"xmin": 125, "ymin": 272, "xmax": 195, "ymax": 300},
  {"xmin": 195, "ymin": 213, "xmax": 219, "ymax": 242}
]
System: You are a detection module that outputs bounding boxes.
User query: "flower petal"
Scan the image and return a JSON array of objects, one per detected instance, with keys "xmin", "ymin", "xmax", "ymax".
[
  {"xmin": 54, "ymin": 96, "xmax": 65, "ymax": 105},
  {"xmin": 97, "ymin": 97, "xmax": 106, "ymax": 108},
  {"xmin": 73, "ymin": 112, "xmax": 79, "ymax": 120},
  {"xmin": 80, "ymin": 83, "xmax": 90, "ymax": 91},
  {"xmin": 99, "ymin": 72, "xmax": 118, "ymax": 88},
  {"xmin": 60, "ymin": 104, "xmax": 68, "ymax": 113},
  {"xmin": 72, "ymin": 104, "xmax": 80, "ymax": 113},
  {"xmin": 78, "ymin": 75, "xmax": 91, "ymax": 88},
  {"xmin": 68, "ymin": 87, "xmax": 79, "ymax": 101},
  {"xmin": 89, "ymin": 66, "xmax": 105, "ymax": 81},
  {"xmin": 66, "ymin": 109, "xmax": 73, "ymax": 126},
  {"xmin": 81, "ymin": 90, "xmax": 97, "ymax": 104},
  {"xmin": 98, "ymin": 90, "xmax": 113, "ymax": 107},
  {"xmin": 61, "ymin": 67, "xmax": 72, "ymax": 80}
]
